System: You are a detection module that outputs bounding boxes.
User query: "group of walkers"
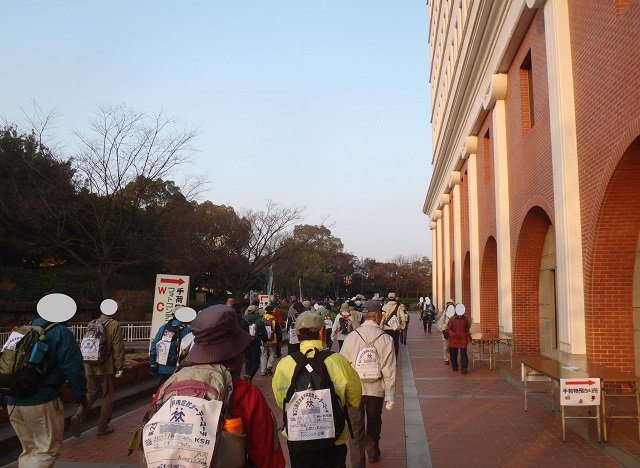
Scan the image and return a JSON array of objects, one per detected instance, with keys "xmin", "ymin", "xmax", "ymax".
[{"xmin": 1, "ymin": 290, "xmax": 470, "ymax": 468}]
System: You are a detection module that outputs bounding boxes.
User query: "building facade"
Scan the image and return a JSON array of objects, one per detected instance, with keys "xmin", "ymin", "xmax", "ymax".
[{"xmin": 423, "ymin": 0, "xmax": 640, "ymax": 372}]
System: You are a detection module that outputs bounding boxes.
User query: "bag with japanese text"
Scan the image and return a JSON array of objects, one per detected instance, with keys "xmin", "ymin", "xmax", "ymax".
[
  {"xmin": 262, "ymin": 317, "xmax": 274, "ymax": 341},
  {"xmin": 156, "ymin": 321, "xmax": 185, "ymax": 366},
  {"xmin": 80, "ymin": 319, "xmax": 113, "ymax": 364},
  {"xmin": 0, "ymin": 322, "xmax": 59, "ymax": 398},
  {"xmin": 354, "ymin": 330, "xmax": 385, "ymax": 382},
  {"xmin": 136, "ymin": 364, "xmax": 247, "ymax": 468},
  {"xmin": 283, "ymin": 349, "xmax": 351, "ymax": 450}
]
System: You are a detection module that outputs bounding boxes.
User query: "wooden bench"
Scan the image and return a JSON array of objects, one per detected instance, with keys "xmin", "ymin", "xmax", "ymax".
[{"xmin": 522, "ymin": 357, "xmax": 640, "ymax": 442}]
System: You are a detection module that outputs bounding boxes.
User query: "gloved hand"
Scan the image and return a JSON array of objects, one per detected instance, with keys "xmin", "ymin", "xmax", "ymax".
[
  {"xmin": 115, "ymin": 370, "xmax": 123, "ymax": 378},
  {"xmin": 385, "ymin": 401, "xmax": 395, "ymax": 411},
  {"xmin": 77, "ymin": 395, "xmax": 89, "ymax": 412},
  {"xmin": 150, "ymin": 364, "xmax": 159, "ymax": 376}
]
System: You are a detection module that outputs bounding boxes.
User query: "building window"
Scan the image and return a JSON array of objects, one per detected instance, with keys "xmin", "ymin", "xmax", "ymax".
[
  {"xmin": 520, "ymin": 51, "xmax": 535, "ymax": 135},
  {"xmin": 484, "ymin": 130, "xmax": 491, "ymax": 185}
]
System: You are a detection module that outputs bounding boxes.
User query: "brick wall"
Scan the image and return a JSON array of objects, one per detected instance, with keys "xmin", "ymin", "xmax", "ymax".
[
  {"xmin": 512, "ymin": 207, "xmax": 551, "ymax": 354},
  {"xmin": 481, "ymin": 237, "xmax": 499, "ymax": 333},
  {"xmin": 587, "ymin": 139, "xmax": 640, "ymax": 371},
  {"xmin": 568, "ymin": 0, "xmax": 640, "ymax": 369}
]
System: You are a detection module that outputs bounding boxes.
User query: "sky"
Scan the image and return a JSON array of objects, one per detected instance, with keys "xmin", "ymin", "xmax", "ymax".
[{"xmin": 2, "ymin": 1, "xmax": 433, "ymax": 262}]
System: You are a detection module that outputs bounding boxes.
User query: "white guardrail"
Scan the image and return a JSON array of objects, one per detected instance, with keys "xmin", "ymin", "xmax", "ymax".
[{"xmin": 0, "ymin": 322, "xmax": 152, "ymax": 348}]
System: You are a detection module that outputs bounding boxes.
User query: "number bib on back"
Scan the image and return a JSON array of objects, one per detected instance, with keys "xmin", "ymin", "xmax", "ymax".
[
  {"xmin": 143, "ymin": 395, "xmax": 222, "ymax": 468},
  {"xmin": 286, "ymin": 388, "xmax": 335, "ymax": 441}
]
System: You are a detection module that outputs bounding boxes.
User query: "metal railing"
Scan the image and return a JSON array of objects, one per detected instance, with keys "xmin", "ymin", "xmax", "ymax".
[{"xmin": 0, "ymin": 322, "xmax": 152, "ymax": 348}]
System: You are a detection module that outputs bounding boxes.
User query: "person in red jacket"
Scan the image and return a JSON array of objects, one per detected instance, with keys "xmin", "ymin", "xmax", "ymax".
[{"xmin": 446, "ymin": 303, "xmax": 472, "ymax": 374}]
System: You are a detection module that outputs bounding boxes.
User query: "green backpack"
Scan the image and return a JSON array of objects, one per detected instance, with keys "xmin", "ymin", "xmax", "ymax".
[{"xmin": 0, "ymin": 322, "xmax": 59, "ymax": 398}]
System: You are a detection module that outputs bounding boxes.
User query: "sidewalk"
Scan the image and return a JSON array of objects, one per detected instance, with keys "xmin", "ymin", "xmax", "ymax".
[{"xmin": 4, "ymin": 314, "xmax": 640, "ymax": 467}]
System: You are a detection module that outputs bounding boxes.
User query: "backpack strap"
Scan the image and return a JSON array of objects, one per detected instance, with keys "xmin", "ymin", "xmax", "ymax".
[{"xmin": 355, "ymin": 329, "xmax": 385, "ymax": 346}]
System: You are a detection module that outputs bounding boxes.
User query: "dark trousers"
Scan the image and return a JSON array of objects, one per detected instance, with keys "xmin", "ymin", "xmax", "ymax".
[
  {"xmin": 449, "ymin": 347, "xmax": 468, "ymax": 370},
  {"xmin": 348, "ymin": 396, "xmax": 384, "ymax": 467},
  {"xmin": 326, "ymin": 329, "xmax": 333, "ymax": 350},
  {"xmin": 245, "ymin": 342, "xmax": 261, "ymax": 378},
  {"xmin": 400, "ymin": 322, "xmax": 409, "ymax": 344},
  {"xmin": 288, "ymin": 342, "xmax": 300, "ymax": 355},
  {"xmin": 384, "ymin": 330, "xmax": 400, "ymax": 357},
  {"xmin": 337, "ymin": 339, "xmax": 345, "ymax": 351},
  {"xmin": 288, "ymin": 441, "xmax": 347, "ymax": 468}
]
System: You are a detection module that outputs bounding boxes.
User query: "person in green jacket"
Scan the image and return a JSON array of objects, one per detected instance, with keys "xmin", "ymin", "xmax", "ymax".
[
  {"xmin": 7, "ymin": 292, "xmax": 88, "ymax": 468},
  {"xmin": 71, "ymin": 299, "xmax": 126, "ymax": 437}
]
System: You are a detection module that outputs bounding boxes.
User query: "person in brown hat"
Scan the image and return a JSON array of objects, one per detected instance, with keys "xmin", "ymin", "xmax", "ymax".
[{"xmin": 163, "ymin": 304, "xmax": 286, "ymax": 467}]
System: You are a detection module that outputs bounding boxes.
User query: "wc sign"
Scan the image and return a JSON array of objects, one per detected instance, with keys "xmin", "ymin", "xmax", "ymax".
[{"xmin": 150, "ymin": 274, "xmax": 190, "ymax": 344}]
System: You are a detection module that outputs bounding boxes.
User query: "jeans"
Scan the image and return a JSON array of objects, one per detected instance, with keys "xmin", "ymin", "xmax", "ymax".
[{"xmin": 260, "ymin": 344, "xmax": 277, "ymax": 373}]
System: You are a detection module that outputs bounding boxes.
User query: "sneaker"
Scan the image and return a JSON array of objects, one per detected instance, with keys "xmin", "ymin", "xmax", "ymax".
[
  {"xmin": 70, "ymin": 413, "xmax": 82, "ymax": 438},
  {"xmin": 452, "ymin": 367, "xmax": 458, "ymax": 372},
  {"xmin": 96, "ymin": 425, "xmax": 114, "ymax": 436},
  {"xmin": 261, "ymin": 372, "xmax": 267, "ymax": 376},
  {"xmin": 266, "ymin": 368, "xmax": 273, "ymax": 375},
  {"xmin": 444, "ymin": 360, "xmax": 450, "ymax": 366},
  {"xmin": 461, "ymin": 369, "xmax": 468, "ymax": 374}
]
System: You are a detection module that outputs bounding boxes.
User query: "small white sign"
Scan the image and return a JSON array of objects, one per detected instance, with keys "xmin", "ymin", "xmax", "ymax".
[
  {"xmin": 2, "ymin": 331, "xmax": 25, "ymax": 351},
  {"xmin": 560, "ymin": 378, "xmax": 601, "ymax": 406}
]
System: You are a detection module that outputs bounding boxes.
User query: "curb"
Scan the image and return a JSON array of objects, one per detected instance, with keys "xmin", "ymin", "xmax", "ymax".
[{"xmin": 0, "ymin": 377, "xmax": 157, "ymax": 451}]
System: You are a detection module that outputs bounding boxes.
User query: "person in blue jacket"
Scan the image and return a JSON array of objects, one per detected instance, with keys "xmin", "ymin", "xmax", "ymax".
[
  {"xmin": 149, "ymin": 313, "xmax": 192, "ymax": 385},
  {"xmin": 7, "ymin": 293, "xmax": 88, "ymax": 468}
]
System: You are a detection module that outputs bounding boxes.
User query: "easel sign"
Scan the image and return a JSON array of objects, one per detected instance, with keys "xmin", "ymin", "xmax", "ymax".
[
  {"xmin": 559, "ymin": 377, "xmax": 601, "ymax": 443},
  {"xmin": 560, "ymin": 378, "xmax": 601, "ymax": 406}
]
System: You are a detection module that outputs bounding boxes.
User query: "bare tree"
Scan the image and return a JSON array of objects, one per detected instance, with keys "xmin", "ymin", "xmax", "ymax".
[{"xmin": 69, "ymin": 104, "xmax": 200, "ymax": 295}]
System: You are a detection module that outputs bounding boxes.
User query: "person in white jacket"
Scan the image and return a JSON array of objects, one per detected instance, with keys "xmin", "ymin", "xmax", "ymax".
[
  {"xmin": 437, "ymin": 302, "xmax": 455, "ymax": 365},
  {"xmin": 331, "ymin": 306, "xmax": 359, "ymax": 350},
  {"xmin": 340, "ymin": 300, "xmax": 396, "ymax": 466}
]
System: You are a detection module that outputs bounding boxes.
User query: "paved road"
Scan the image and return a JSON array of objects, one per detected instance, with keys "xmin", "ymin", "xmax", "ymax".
[{"xmin": 3, "ymin": 312, "xmax": 640, "ymax": 467}]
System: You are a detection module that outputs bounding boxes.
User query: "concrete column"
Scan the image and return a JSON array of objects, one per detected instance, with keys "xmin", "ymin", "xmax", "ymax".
[
  {"xmin": 435, "ymin": 210, "xmax": 443, "ymax": 312},
  {"xmin": 442, "ymin": 196, "xmax": 451, "ymax": 303},
  {"xmin": 451, "ymin": 172, "xmax": 463, "ymax": 304},
  {"xmin": 483, "ymin": 73, "xmax": 513, "ymax": 334},
  {"xmin": 544, "ymin": 0, "xmax": 586, "ymax": 354},
  {"xmin": 430, "ymin": 221, "xmax": 437, "ymax": 307},
  {"xmin": 465, "ymin": 137, "xmax": 481, "ymax": 326}
]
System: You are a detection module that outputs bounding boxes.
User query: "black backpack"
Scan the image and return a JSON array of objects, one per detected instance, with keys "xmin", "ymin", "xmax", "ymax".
[{"xmin": 283, "ymin": 348, "xmax": 352, "ymax": 451}]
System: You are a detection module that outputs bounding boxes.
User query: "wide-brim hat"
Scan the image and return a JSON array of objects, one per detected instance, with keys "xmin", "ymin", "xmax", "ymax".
[{"xmin": 186, "ymin": 304, "xmax": 252, "ymax": 364}]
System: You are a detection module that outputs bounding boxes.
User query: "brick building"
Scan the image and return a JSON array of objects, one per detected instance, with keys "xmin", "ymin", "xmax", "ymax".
[{"xmin": 423, "ymin": 0, "xmax": 640, "ymax": 372}]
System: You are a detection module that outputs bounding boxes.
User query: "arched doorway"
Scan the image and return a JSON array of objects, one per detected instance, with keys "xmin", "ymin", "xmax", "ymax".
[
  {"xmin": 588, "ymin": 136, "xmax": 640, "ymax": 374},
  {"xmin": 481, "ymin": 237, "xmax": 499, "ymax": 333},
  {"xmin": 513, "ymin": 207, "xmax": 554, "ymax": 356}
]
